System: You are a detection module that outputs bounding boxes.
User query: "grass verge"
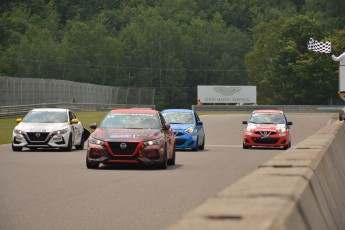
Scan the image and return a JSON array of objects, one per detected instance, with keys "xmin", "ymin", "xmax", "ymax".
[{"xmin": 0, "ymin": 111, "xmax": 108, "ymax": 145}]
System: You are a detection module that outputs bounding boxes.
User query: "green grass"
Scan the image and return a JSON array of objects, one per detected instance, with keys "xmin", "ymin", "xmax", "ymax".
[
  {"xmin": 0, "ymin": 111, "xmax": 108, "ymax": 145},
  {"xmin": 74, "ymin": 111, "xmax": 108, "ymax": 127},
  {"xmin": 0, "ymin": 117, "xmax": 16, "ymax": 145}
]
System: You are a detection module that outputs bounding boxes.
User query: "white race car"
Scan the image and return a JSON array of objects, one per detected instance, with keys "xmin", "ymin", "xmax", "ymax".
[{"xmin": 12, "ymin": 108, "xmax": 90, "ymax": 151}]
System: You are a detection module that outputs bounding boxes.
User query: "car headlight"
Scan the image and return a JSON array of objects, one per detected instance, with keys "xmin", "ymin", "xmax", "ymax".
[
  {"xmin": 246, "ymin": 127, "xmax": 254, "ymax": 132},
  {"xmin": 185, "ymin": 126, "xmax": 195, "ymax": 134},
  {"xmin": 144, "ymin": 137, "xmax": 163, "ymax": 146},
  {"xmin": 89, "ymin": 136, "xmax": 104, "ymax": 145},
  {"xmin": 53, "ymin": 128, "xmax": 68, "ymax": 135},
  {"xmin": 277, "ymin": 127, "xmax": 286, "ymax": 132},
  {"xmin": 14, "ymin": 129, "xmax": 24, "ymax": 135}
]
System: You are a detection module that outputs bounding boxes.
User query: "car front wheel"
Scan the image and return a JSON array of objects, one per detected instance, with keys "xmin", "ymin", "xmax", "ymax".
[
  {"xmin": 159, "ymin": 147, "xmax": 168, "ymax": 169},
  {"xmin": 192, "ymin": 138, "xmax": 199, "ymax": 151},
  {"xmin": 168, "ymin": 146, "xmax": 176, "ymax": 166},
  {"xmin": 75, "ymin": 134, "xmax": 85, "ymax": 150},
  {"xmin": 63, "ymin": 134, "xmax": 73, "ymax": 151},
  {"xmin": 199, "ymin": 136, "xmax": 205, "ymax": 150},
  {"xmin": 243, "ymin": 143, "xmax": 249, "ymax": 149},
  {"xmin": 86, "ymin": 156, "xmax": 99, "ymax": 169},
  {"xmin": 12, "ymin": 144, "xmax": 22, "ymax": 152}
]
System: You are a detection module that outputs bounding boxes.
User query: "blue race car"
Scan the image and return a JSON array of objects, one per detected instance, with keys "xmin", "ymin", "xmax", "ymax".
[{"xmin": 161, "ymin": 109, "xmax": 205, "ymax": 151}]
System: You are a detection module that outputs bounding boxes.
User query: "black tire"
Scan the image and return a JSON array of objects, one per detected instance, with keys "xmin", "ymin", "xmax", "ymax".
[
  {"xmin": 199, "ymin": 136, "xmax": 205, "ymax": 150},
  {"xmin": 12, "ymin": 144, "xmax": 22, "ymax": 152},
  {"xmin": 192, "ymin": 138, "xmax": 199, "ymax": 151},
  {"xmin": 75, "ymin": 134, "xmax": 85, "ymax": 150},
  {"xmin": 168, "ymin": 146, "xmax": 176, "ymax": 166},
  {"xmin": 63, "ymin": 134, "xmax": 73, "ymax": 151},
  {"xmin": 283, "ymin": 141, "xmax": 291, "ymax": 150},
  {"xmin": 86, "ymin": 155, "xmax": 99, "ymax": 169},
  {"xmin": 159, "ymin": 147, "xmax": 168, "ymax": 169},
  {"xmin": 243, "ymin": 143, "xmax": 249, "ymax": 149}
]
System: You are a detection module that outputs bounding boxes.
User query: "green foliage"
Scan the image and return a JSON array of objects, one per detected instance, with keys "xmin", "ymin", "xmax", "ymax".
[
  {"xmin": 0, "ymin": 0, "xmax": 344, "ymax": 107},
  {"xmin": 0, "ymin": 117, "xmax": 17, "ymax": 145},
  {"xmin": 246, "ymin": 14, "xmax": 342, "ymax": 105}
]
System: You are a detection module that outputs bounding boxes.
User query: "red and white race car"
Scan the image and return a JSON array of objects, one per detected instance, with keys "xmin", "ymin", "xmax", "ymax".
[
  {"xmin": 86, "ymin": 108, "xmax": 176, "ymax": 169},
  {"xmin": 242, "ymin": 110, "xmax": 293, "ymax": 150}
]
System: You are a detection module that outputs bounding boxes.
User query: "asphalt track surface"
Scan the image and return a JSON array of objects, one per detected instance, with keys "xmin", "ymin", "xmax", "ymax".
[{"xmin": 0, "ymin": 113, "xmax": 334, "ymax": 230}]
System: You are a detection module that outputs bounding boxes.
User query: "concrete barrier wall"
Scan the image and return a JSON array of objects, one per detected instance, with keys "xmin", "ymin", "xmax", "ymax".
[{"xmin": 167, "ymin": 121, "xmax": 345, "ymax": 230}]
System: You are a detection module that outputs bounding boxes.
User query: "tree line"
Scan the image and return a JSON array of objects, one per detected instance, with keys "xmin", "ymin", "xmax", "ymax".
[{"xmin": 1, "ymin": 0, "xmax": 344, "ymax": 109}]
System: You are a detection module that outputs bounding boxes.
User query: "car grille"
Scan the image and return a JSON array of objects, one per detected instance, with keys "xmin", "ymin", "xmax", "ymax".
[
  {"xmin": 176, "ymin": 139, "xmax": 187, "ymax": 146},
  {"xmin": 26, "ymin": 132, "xmax": 50, "ymax": 142},
  {"xmin": 174, "ymin": 132, "xmax": 184, "ymax": 137},
  {"xmin": 252, "ymin": 138, "xmax": 279, "ymax": 144},
  {"xmin": 254, "ymin": 131, "xmax": 277, "ymax": 135},
  {"xmin": 107, "ymin": 142, "xmax": 139, "ymax": 155}
]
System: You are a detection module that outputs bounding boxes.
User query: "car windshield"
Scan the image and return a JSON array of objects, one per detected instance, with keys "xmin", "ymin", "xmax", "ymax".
[
  {"xmin": 99, "ymin": 113, "xmax": 161, "ymax": 129},
  {"xmin": 162, "ymin": 112, "xmax": 194, "ymax": 124},
  {"xmin": 249, "ymin": 113, "xmax": 285, "ymax": 124},
  {"xmin": 23, "ymin": 111, "xmax": 68, "ymax": 123}
]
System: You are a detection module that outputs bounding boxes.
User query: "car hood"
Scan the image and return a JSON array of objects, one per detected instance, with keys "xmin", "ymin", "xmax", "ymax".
[
  {"xmin": 169, "ymin": 123, "xmax": 194, "ymax": 131},
  {"xmin": 14, "ymin": 122, "xmax": 69, "ymax": 132},
  {"xmin": 247, "ymin": 123, "xmax": 286, "ymax": 132},
  {"xmin": 91, "ymin": 128, "xmax": 162, "ymax": 142}
]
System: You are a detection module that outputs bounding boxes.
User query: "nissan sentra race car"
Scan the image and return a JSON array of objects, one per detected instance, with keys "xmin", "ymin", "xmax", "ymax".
[
  {"xmin": 86, "ymin": 108, "xmax": 176, "ymax": 169},
  {"xmin": 242, "ymin": 110, "xmax": 293, "ymax": 150},
  {"xmin": 12, "ymin": 108, "xmax": 90, "ymax": 151}
]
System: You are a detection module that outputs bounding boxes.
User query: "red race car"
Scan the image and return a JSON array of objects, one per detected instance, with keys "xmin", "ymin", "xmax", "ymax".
[
  {"xmin": 86, "ymin": 108, "xmax": 175, "ymax": 169},
  {"xmin": 242, "ymin": 110, "xmax": 293, "ymax": 150}
]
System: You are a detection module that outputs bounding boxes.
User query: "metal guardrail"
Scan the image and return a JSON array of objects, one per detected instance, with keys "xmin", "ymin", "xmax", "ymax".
[
  {"xmin": 0, "ymin": 103, "xmax": 155, "ymax": 119},
  {"xmin": 192, "ymin": 104, "xmax": 344, "ymax": 113}
]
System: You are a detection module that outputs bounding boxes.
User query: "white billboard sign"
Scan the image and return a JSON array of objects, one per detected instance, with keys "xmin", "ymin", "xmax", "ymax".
[{"xmin": 197, "ymin": 85, "xmax": 256, "ymax": 104}]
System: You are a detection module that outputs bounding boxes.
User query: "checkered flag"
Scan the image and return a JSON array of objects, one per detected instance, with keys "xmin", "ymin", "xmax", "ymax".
[{"xmin": 308, "ymin": 38, "xmax": 331, "ymax": 53}]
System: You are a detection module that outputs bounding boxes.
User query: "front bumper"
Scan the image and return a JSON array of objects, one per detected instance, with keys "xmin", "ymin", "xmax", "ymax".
[
  {"xmin": 12, "ymin": 131, "xmax": 70, "ymax": 148},
  {"xmin": 243, "ymin": 132, "xmax": 289, "ymax": 148},
  {"xmin": 87, "ymin": 141, "xmax": 165, "ymax": 165},
  {"xmin": 173, "ymin": 132, "xmax": 198, "ymax": 149}
]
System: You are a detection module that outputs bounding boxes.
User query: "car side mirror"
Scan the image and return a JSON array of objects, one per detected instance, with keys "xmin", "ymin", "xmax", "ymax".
[
  {"xmin": 287, "ymin": 121, "xmax": 293, "ymax": 125},
  {"xmin": 197, "ymin": 121, "xmax": 203, "ymax": 125},
  {"xmin": 16, "ymin": 118, "xmax": 22, "ymax": 123},
  {"xmin": 71, "ymin": 119, "xmax": 79, "ymax": 124},
  {"xmin": 90, "ymin": 123, "xmax": 97, "ymax": 129},
  {"xmin": 242, "ymin": 121, "xmax": 248, "ymax": 124}
]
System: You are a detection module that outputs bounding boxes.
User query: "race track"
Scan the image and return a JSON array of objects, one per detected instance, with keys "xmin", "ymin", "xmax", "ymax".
[{"xmin": 0, "ymin": 113, "xmax": 333, "ymax": 230}]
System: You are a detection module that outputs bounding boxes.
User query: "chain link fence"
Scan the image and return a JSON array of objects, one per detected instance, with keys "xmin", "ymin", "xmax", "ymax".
[
  {"xmin": 0, "ymin": 77, "xmax": 155, "ymax": 117},
  {"xmin": 0, "ymin": 76, "xmax": 155, "ymax": 106}
]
